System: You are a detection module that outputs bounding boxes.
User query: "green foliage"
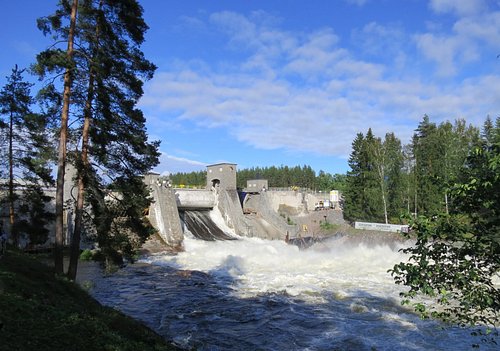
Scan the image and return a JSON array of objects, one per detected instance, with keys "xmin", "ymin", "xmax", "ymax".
[
  {"xmin": 84, "ymin": 174, "xmax": 157, "ymax": 267},
  {"xmin": 391, "ymin": 215, "xmax": 499, "ymax": 339},
  {"xmin": 0, "ymin": 65, "xmax": 54, "ymax": 247},
  {"xmin": 391, "ymin": 118, "xmax": 500, "ymax": 340},
  {"xmin": 412, "ymin": 115, "xmax": 443, "ymax": 215},
  {"xmin": 343, "ymin": 132, "xmax": 367, "ymax": 221},
  {"xmin": 344, "ymin": 116, "xmax": 479, "ymax": 224},
  {"xmin": 172, "ymin": 165, "xmax": 348, "ymax": 191},
  {"xmin": 411, "ymin": 116, "xmax": 479, "ymax": 216},
  {"xmin": 34, "ymin": 0, "xmax": 160, "ymax": 268},
  {"xmin": 236, "ymin": 164, "xmax": 318, "ymax": 189},
  {"xmin": 79, "ymin": 249, "xmax": 93, "ymax": 261},
  {"xmin": 0, "ymin": 251, "xmax": 180, "ymax": 351},
  {"xmin": 170, "ymin": 170, "xmax": 206, "ymax": 187},
  {"xmin": 343, "ymin": 129, "xmax": 398, "ymax": 223},
  {"xmin": 319, "ymin": 221, "xmax": 339, "ymax": 232},
  {"xmin": 16, "ymin": 186, "xmax": 55, "ymax": 246},
  {"xmin": 316, "ymin": 171, "xmax": 347, "ymax": 192}
]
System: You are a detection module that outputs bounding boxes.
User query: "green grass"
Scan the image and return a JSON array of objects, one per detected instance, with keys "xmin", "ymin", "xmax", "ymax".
[
  {"xmin": 0, "ymin": 251, "xmax": 182, "ymax": 351},
  {"xmin": 319, "ymin": 221, "xmax": 341, "ymax": 232}
]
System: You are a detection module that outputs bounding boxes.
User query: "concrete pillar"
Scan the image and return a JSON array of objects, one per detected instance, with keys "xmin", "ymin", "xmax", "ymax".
[{"xmin": 144, "ymin": 172, "xmax": 183, "ymax": 249}]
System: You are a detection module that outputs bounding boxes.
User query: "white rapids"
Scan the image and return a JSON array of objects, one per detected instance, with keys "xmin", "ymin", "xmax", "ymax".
[
  {"xmin": 138, "ymin": 233, "xmax": 497, "ymax": 350},
  {"xmin": 83, "ymin": 208, "xmax": 497, "ymax": 350}
]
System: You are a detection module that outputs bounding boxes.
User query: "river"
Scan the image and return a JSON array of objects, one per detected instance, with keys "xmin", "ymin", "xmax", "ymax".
[{"xmin": 81, "ymin": 233, "xmax": 497, "ymax": 350}]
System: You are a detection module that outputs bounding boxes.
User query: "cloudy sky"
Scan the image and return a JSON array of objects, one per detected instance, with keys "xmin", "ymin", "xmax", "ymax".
[{"xmin": 1, "ymin": 0, "xmax": 499, "ymax": 175}]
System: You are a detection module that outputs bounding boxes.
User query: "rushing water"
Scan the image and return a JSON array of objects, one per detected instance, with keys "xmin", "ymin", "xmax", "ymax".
[{"xmin": 82, "ymin": 233, "xmax": 498, "ymax": 351}]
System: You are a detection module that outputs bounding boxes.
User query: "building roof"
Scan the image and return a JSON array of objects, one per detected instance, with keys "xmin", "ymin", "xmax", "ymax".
[{"xmin": 206, "ymin": 163, "xmax": 237, "ymax": 167}]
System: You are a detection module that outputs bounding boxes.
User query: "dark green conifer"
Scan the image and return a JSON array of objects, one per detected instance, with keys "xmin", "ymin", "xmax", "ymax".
[
  {"xmin": 34, "ymin": 0, "xmax": 159, "ymax": 278},
  {"xmin": 0, "ymin": 65, "xmax": 54, "ymax": 248}
]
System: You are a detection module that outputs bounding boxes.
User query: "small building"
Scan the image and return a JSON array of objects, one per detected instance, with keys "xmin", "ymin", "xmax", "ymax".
[
  {"xmin": 206, "ymin": 163, "xmax": 237, "ymax": 190},
  {"xmin": 143, "ymin": 171, "xmax": 161, "ymax": 186},
  {"xmin": 246, "ymin": 179, "xmax": 268, "ymax": 193}
]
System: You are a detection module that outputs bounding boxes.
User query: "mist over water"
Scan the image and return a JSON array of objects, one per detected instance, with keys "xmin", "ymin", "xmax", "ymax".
[{"xmin": 83, "ymin": 232, "xmax": 497, "ymax": 350}]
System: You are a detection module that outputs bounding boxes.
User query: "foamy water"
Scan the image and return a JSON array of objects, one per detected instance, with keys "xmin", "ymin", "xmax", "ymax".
[
  {"xmin": 79, "ymin": 206, "xmax": 498, "ymax": 351},
  {"xmin": 146, "ymin": 236, "xmax": 405, "ymax": 302},
  {"xmin": 128, "ymin": 235, "xmax": 496, "ymax": 350}
]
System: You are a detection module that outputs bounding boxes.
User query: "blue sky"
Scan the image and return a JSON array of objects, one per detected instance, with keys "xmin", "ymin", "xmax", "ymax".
[{"xmin": 1, "ymin": 0, "xmax": 499, "ymax": 175}]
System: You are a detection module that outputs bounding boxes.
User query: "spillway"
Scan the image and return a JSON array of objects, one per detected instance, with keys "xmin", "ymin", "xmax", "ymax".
[{"xmin": 181, "ymin": 210, "xmax": 237, "ymax": 241}]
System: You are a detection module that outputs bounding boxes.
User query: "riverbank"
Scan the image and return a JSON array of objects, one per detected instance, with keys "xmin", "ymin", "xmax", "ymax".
[{"xmin": 0, "ymin": 250, "xmax": 183, "ymax": 351}]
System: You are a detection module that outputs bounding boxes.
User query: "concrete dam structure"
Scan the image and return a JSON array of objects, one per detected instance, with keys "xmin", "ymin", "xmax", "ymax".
[
  {"xmin": 144, "ymin": 164, "xmax": 305, "ymax": 248},
  {"xmin": 144, "ymin": 166, "xmax": 244, "ymax": 247},
  {"xmin": 144, "ymin": 163, "xmax": 344, "ymax": 249}
]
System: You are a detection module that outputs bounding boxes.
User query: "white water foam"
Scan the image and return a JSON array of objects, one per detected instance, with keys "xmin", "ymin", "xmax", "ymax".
[
  {"xmin": 145, "ymin": 235, "xmax": 407, "ymax": 302},
  {"xmin": 138, "ymin": 211, "xmax": 498, "ymax": 350}
]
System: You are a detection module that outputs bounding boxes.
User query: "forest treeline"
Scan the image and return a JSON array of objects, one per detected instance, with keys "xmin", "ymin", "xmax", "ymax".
[
  {"xmin": 170, "ymin": 165, "xmax": 348, "ymax": 192},
  {"xmin": 343, "ymin": 115, "xmax": 498, "ymax": 224},
  {"xmin": 171, "ymin": 115, "xmax": 498, "ymax": 227}
]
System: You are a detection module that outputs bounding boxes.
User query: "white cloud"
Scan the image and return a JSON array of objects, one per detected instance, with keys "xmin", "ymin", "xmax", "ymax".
[
  {"xmin": 414, "ymin": 33, "xmax": 463, "ymax": 76},
  {"xmin": 353, "ymin": 22, "xmax": 407, "ymax": 61},
  {"xmin": 142, "ymin": 10, "xmax": 500, "ymax": 162},
  {"xmin": 415, "ymin": 6, "xmax": 500, "ymax": 76},
  {"xmin": 285, "ymin": 29, "xmax": 346, "ymax": 78},
  {"xmin": 453, "ymin": 11, "xmax": 500, "ymax": 47},
  {"xmin": 429, "ymin": 0, "xmax": 487, "ymax": 17},
  {"xmin": 154, "ymin": 152, "xmax": 207, "ymax": 175}
]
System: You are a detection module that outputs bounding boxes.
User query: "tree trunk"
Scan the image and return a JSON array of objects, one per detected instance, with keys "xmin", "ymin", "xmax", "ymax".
[
  {"xmin": 381, "ymin": 183, "xmax": 388, "ymax": 224},
  {"xmin": 67, "ymin": 66, "xmax": 94, "ymax": 280},
  {"xmin": 54, "ymin": 0, "xmax": 78, "ymax": 275},
  {"xmin": 444, "ymin": 192, "xmax": 449, "ymax": 215},
  {"xmin": 378, "ymin": 170, "xmax": 388, "ymax": 224},
  {"xmin": 8, "ymin": 111, "xmax": 16, "ymax": 247},
  {"xmin": 374, "ymin": 146, "xmax": 389, "ymax": 224},
  {"xmin": 67, "ymin": 1, "xmax": 101, "ymax": 280}
]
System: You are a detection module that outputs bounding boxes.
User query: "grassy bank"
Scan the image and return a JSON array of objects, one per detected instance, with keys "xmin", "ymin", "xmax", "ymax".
[{"xmin": 0, "ymin": 251, "xmax": 182, "ymax": 351}]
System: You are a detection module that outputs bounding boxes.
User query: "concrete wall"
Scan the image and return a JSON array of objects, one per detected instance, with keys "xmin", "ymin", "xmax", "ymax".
[
  {"xmin": 245, "ymin": 179, "xmax": 268, "ymax": 193},
  {"xmin": 145, "ymin": 173, "xmax": 183, "ymax": 249},
  {"xmin": 243, "ymin": 192, "xmax": 298, "ymax": 239},
  {"xmin": 265, "ymin": 191, "xmax": 307, "ymax": 213},
  {"xmin": 175, "ymin": 189, "xmax": 215, "ymax": 210},
  {"xmin": 216, "ymin": 189, "xmax": 246, "ymax": 236},
  {"xmin": 0, "ymin": 164, "xmax": 79, "ymax": 248}
]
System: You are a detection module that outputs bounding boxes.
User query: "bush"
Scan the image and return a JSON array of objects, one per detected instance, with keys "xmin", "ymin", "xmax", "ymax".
[{"xmin": 79, "ymin": 249, "xmax": 93, "ymax": 261}]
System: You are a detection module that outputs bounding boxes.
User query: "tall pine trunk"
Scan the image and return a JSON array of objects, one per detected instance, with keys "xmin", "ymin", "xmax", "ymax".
[
  {"xmin": 54, "ymin": 0, "xmax": 78, "ymax": 275},
  {"xmin": 67, "ymin": 1, "xmax": 101, "ymax": 280},
  {"xmin": 377, "ymin": 165, "xmax": 389, "ymax": 224},
  {"xmin": 67, "ymin": 65, "xmax": 94, "ymax": 280}
]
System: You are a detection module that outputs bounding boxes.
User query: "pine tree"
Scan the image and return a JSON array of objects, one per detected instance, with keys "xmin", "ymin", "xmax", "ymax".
[
  {"xmin": 34, "ymin": 0, "xmax": 159, "ymax": 278},
  {"xmin": 384, "ymin": 132, "xmax": 405, "ymax": 221},
  {"xmin": 0, "ymin": 65, "xmax": 54, "ymax": 248},
  {"xmin": 412, "ymin": 115, "xmax": 443, "ymax": 216},
  {"xmin": 391, "ymin": 116, "xmax": 500, "ymax": 332},
  {"xmin": 76, "ymin": 0, "xmax": 158, "ymax": 274},
  {"xmin": 344, "ymin": 132, "xmax": 366, "ymax": 222},
  {"xmin": 363, "ymin": 128, "xmax": 384, "ymax": 222},
  {"xmin": 34, "ymin": 0, "xmax": 79, "ymax": 274},
  {"xmin": 367, "ymin": 134, "xmax": 389, "ymax": 223}
]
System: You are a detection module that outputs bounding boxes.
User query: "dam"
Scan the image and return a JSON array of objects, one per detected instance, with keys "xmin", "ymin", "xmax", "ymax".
[{"xmin": 144, "ymin": 163, "xmax": 343, "ymax": 249}]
